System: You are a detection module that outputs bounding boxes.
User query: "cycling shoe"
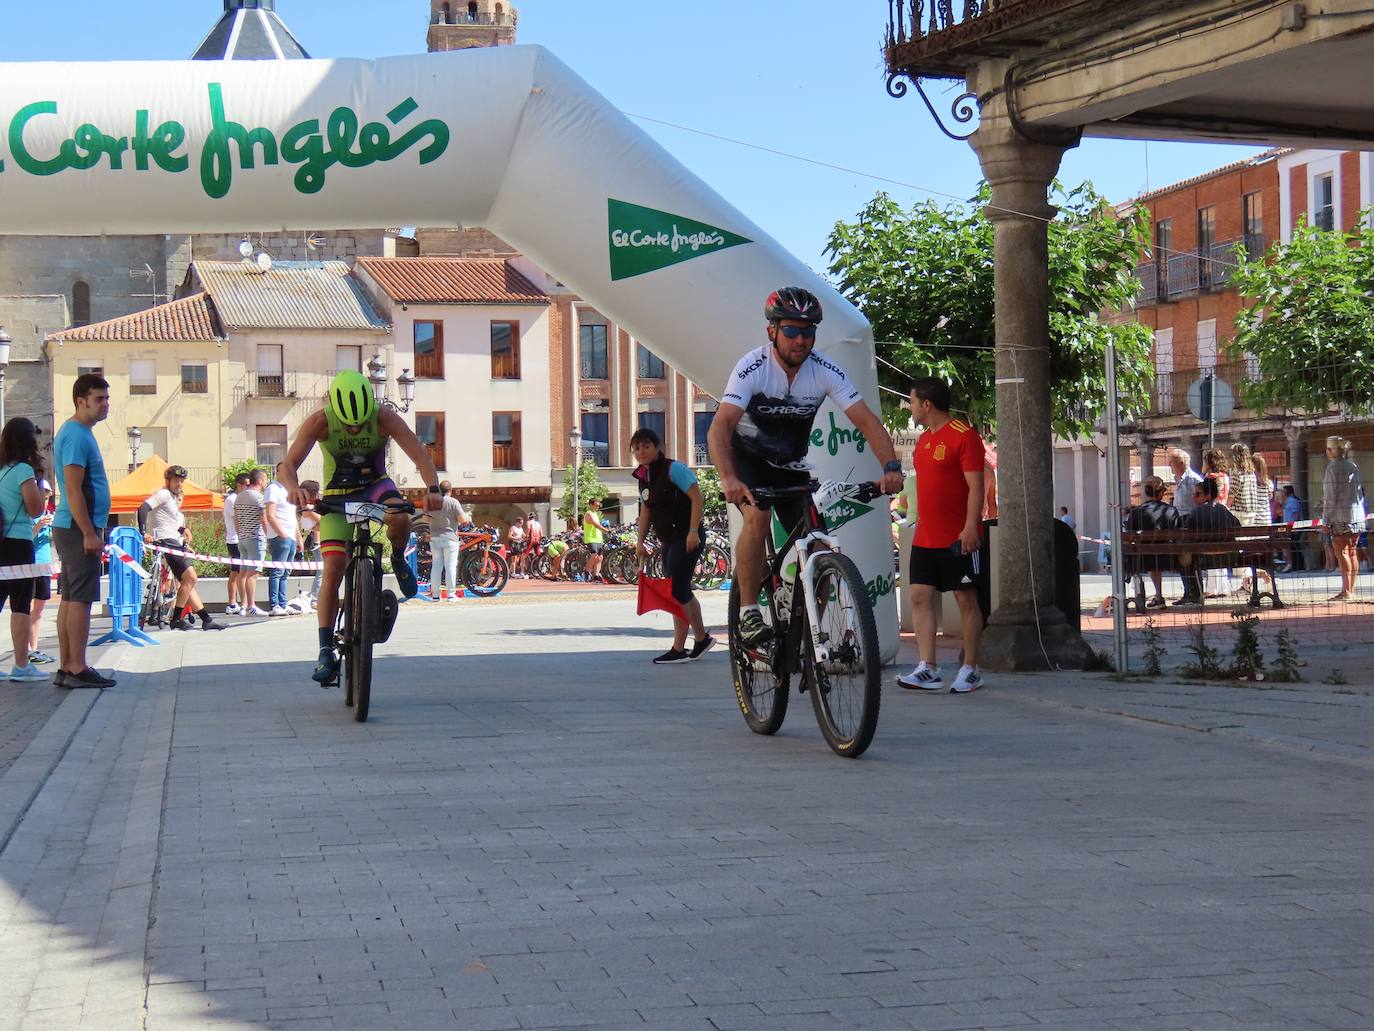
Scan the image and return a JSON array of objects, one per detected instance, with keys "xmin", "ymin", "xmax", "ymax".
[
  {"xmin": 312, "ymin": 648, "xmax": 340, "ymax": 687},
  {"xmin": 392, "ymin": 553, "xmax": 418, "ymax": 599},
  {"xmin": 377, "ymin": 591, "xmax": 399, "ymax": 644}
]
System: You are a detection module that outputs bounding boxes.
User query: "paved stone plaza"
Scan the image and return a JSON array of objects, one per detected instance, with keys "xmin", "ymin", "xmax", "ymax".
[{"xmin": 1, "ymin": 595, "xmax": 1372, "ymax": 1031}]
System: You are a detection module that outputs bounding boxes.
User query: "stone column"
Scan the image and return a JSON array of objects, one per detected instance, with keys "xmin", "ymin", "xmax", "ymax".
[
  {"xmin": 1285, "ymin": 423, "xmax": 1309, "ymax": 505},
  {"xmin": 969, "ymin": 84, "xmax": 1091, "ymax": 671},
  {"xmin": 1139, "ymin": 441, "xmax": 1156, "ymax": 482}
]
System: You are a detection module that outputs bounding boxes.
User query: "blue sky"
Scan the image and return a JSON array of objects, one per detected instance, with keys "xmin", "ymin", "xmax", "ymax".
[{"xmin": 5, "ymin": 1, "xmax": 1262, "ymax": 271}]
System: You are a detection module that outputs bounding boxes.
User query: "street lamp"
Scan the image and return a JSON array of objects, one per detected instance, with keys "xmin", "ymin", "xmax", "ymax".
[
  {"xmin": 0, "ymin": 325, "xmax": 11, "ymax": 428},
  {"xmin": 127, "ymin": 425, "xmax": 142, "ymax": 472},
  {"xmin": 569, "ymin": 426, "xmax": 582, "ymax": 530},
  {"xmin": 366, "ymin": 352, "xmax": 414, "ymax": 414}
]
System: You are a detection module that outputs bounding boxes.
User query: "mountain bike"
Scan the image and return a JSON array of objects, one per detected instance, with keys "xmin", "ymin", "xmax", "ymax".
[
  {"xmin": 457, "ymin": 527, "xmax": 510, "ymax": 596},
  {"xmin": 728, "ymin": 480, "xmax": 884, "ymax": 758},
  {"xmin": 138, "ymin": 548, "xmax": 177, "ymax": 630},
  {"xmin": 314, "ymin": 497, "xmax": 415, "ymax": 723}
]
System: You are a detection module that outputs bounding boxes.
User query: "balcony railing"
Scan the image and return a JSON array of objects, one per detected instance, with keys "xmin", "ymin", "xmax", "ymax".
[
  {"xmin": 246, "ymin": 371, "xmax": 297, "ymax": 399},
  {"xmin": 430, "ymin": 12, "xmax": 515, "ymax": 27},
  {"xmin": 1149, "ymin": 361, "xmax": 1261, "ymax": 418},
  {"xmin": 1134, "ymin": 235, "xmax": 1267, "ymax": 304},
  {"xmin": 886, "ymin": 1, "xmax": 1004, "ymax": 50},
  {"xmin": 693, "ymin": 445, "xmax": 712, "ymax": 467},
  {"xmin": 575, "ymin": 445, "xmax": 612, "ymax": 468}
]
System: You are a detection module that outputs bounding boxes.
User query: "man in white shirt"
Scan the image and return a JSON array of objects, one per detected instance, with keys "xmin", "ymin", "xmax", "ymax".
[
  {"xmin": 427, "ymin": 480, "xmax": 469, "ymax": 601},
  {"xmin": 138, "ymin": 465, "xmax": 223, "ymax": 631},
  {"xmin": 223, "ymin": 472, "xmax": 248, "ymax": 614},
  {"xmin": 1169, "ymin": 449, "xmax": 1204, "ymax": 521},
  {"xmin": 264, "ymin": 465, "xmax": 300, "ymax": 616}
]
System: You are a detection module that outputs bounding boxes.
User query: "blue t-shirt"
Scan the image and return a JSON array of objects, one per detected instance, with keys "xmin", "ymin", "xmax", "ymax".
[
  {"xmin": 0, "ymin": 462, "xmax": 36, "ymax": 541},
  {"xmin": 53, "ymin": 421, "xmax": 111, "ymax": 530},
  {"xmin": 667, "ymin": 461, "xmax": 698, "ymax": 494},
  {"xmin": 33, "ymin": 514, "xmax": 53, "ymax": 562}
]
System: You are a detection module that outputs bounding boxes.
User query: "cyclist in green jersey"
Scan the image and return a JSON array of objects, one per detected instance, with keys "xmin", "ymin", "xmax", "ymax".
[{"xmin": 278, "ymin": 370, "xmax": 441, "ymax": 684}]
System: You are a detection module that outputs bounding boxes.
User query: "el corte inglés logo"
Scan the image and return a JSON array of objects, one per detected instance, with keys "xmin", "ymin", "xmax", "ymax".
[
  {"xmin": 608, "ymin": 199, "xmax": 751, "ymax": 281},
  {"xmin": 0, "ymin": 85, "xmax": 451, "ymax": 199}
]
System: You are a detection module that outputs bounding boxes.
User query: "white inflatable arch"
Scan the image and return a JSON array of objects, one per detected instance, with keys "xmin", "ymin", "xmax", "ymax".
[{"xmin": 0, "ymin": 45, "xmax": 895, "ymax": 653}]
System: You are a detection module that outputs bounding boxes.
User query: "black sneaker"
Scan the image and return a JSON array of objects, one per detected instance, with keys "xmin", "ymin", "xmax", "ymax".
[
  {"xmin": 68, "ymin": 667, "xmax": 115, "ymax": 689},
  {"xmin": 169, "ymin": 616, "xmax": 190, "ymax": 631},
  {"xmin": 312, "ymin": 649, "xmax": 340, "ymax": 687},
  {"xmin": 689, "ymin": 636, "xmax": 717, "ymax": 660},
  {"xmin": 653, "ymin": 648, "xmax": 690, "ymax": 665},
  {"xmin": 737, "ymin": 609, "xmax": 774, "ymax": 646},
  {"xmin": 200, "ymin": 615, "xmax": 225, "ymax": 631},
  {"xmin": 392, "ymin": 553, "xmax": 419, "ymax": 599}
]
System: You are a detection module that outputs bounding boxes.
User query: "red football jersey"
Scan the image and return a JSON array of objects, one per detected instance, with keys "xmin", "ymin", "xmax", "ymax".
[{"xmin": 913, "ymin": 419, "xmax": 986, "ymax": 549}]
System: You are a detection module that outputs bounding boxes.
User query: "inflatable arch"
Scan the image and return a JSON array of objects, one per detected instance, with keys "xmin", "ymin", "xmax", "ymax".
[{"xmin": 0, "ymin": 45, "xmax": 896, "ymax": 654}]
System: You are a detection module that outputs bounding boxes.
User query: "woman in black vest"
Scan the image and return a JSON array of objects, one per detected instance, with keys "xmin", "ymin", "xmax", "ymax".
[{"xmin": 631, "ymin": 428, "xmax": 715, "ymax": 664}]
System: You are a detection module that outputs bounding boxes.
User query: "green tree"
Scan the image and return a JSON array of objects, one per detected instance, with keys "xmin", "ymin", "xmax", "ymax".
[
  {"xmin": 218, "ymin": 458, "xmax": 260, "ymax": 493},
  {"xmin": 1229, "ymin": 211, "xmax": 1374, "ymax": 414},
  {"xmin": 557, "ymin": 461, "xmax": 610, "ymax": 523},
  {"xmin": 695, "ymin": 466, "xmax": 725, "ymax": 518},
  {"xmin": 825, "ymin": 182, "xmax": 1155, "ymax": 437}
]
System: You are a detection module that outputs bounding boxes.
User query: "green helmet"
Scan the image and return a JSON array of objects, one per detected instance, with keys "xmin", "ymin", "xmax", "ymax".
[{"xmin": 328, "ymin": 369, "xmax": 376, "ymax": 426}]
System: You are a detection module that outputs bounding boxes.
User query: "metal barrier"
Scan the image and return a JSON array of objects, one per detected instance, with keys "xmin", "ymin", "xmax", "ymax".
[{"xmin": 94, "ymin": 527, "xmax": 158, "ymax": 647}]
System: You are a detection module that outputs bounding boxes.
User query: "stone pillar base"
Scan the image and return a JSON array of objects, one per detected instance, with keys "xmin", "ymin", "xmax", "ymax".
[{"xmin": 980, "ymin": 619, "xmax": 1094, "ymax": 672}]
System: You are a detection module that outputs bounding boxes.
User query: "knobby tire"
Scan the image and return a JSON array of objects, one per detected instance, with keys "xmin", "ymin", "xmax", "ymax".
[
  {"xmin": 804, "ymin": 553, "xmax": 881, "ymax": 758},
  {"xmin": 728, "ymin": 580, "xmax": 789, "ymax": 735},
  {"xmin": 348, "ymin": 555, "xmax": 376, "ymax": 722}
]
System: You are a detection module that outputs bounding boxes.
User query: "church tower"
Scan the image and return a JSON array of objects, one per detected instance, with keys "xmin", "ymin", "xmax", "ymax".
[
  {"xmin": 428, "ymin": 0, "xmax": 518, "ymax": 52},
  {"xmin": 192, "ymin": 0, "xmax": 310, "ymax": 60}
]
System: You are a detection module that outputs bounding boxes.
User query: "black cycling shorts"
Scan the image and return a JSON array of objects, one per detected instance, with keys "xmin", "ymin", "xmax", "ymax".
[
  {"xmin": 157, "ymin": 540, "xmax": 194, "ymax": 580},
  {"xmin": 662, "ymin": 534, "xmax": 704, "ymax": 605},
  {"xmin": 733, "ymin": 450, "xmax": 812, "ymax": 534},
  {"xmin": 909, "ymin": 543, "xmax": 980, "ymax": 594}
]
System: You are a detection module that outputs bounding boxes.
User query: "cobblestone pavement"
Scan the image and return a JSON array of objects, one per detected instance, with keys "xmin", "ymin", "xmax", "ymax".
[
  {"xmin": 0, "ymin": 684, "xmax": 65, "ymax": 779},
  {"xmin": 1, "ymin": 597, "xmax": 1372, "ymax": 1031}
]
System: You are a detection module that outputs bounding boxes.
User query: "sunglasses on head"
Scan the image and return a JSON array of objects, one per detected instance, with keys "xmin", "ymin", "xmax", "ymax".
[{"xmin": 777, "ymin": 325, "xmax": 817, "ymax": 340}]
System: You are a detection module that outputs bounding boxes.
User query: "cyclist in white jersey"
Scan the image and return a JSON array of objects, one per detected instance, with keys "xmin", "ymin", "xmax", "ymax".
[{"xmin": 708, "ymin": 287, "xmax": 904, "ymax": 645}]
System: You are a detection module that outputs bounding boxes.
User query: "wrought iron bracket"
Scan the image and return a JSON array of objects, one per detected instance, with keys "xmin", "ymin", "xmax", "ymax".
[{"xmin": 886, "ymin": 71, "xmax": 980, "ymax": 141}]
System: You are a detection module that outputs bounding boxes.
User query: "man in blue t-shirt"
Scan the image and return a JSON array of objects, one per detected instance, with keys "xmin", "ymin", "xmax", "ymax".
[{"xmin": 52, "ymin": 374, "xmax": 115, "ymax": 689}]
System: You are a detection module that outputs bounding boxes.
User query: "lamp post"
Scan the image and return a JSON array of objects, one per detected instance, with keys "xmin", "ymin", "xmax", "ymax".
[
  {"xmin": 127, "ymin": 426, "xmax": 142, "ymax": 473},
  {"xmin": 0, "ymin": 325, "xmax": 11, "ymax": 429},
  {"xmin": 568, "ymin": 427, "xmax": 582, "ymax": 531},
  {"xmin": 366, "ymin": 353, "xmax": 414, "ymax": 414}
]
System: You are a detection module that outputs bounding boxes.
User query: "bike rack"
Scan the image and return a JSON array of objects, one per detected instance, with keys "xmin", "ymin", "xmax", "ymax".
[{"xmin": 94, "ymin": 527, "xmax": 159, "ymax": 648}]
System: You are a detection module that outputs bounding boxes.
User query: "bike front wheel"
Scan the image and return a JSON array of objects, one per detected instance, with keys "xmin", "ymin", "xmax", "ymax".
[
  {"xmin": 804, "ymin": 552, "xmax": 881, "ymax": 758},
  {"xmin": 727, "ymin": 580, "xmax": 789, "ymax": 735},
  {"xmin": 345, "ymin": 556, "xmax": 377, "ymax": 722},
  {"xmin": 461, "ymin": 550, "xmax": 509, "ymax": 596}
]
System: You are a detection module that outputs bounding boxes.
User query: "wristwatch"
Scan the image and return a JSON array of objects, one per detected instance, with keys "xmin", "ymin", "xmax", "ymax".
[{"xmin": 883, "ymin": 460, "xmax": 904, "ymax": 475}]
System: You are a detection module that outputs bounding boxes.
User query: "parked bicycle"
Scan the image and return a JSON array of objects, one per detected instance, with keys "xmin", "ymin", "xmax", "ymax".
[
  {"xmin": 139, "ymin": 548, "xmax": 177, "ymax": 630},
  {"xmin": 728, "ymin": 480, "xmax": 884, "ymax": 758},
  {"xmin": 314, "ymin": 497, "xmax": 415, "ymax": 723}
]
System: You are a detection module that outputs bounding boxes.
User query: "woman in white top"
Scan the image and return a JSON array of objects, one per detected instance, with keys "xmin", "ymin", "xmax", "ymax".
[
  {"xmin": 223, "ymin": 473, "xmax": 247, "ymax": 614},
  {"xmin": 1322, "ymin": 435, "xmax": 1365, "ymax": 602}
]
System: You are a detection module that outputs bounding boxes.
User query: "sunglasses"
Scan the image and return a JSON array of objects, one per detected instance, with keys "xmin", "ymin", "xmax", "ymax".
[{"xmin": 777, "ymin": 325, "xmax": 817, "ymax": 341}]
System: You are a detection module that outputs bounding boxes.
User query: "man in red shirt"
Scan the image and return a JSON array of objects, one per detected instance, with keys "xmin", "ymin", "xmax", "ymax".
[{"xmin": 898, "ymin": 378, "xmax": 987, "ymax": 694}]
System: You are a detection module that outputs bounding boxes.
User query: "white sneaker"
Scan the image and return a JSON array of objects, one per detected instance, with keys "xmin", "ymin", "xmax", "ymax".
[
  {"xmin": 224, "ymin": 603, "xmax": 242, "ymax": 616},
  {"xmin": 951, "ymin": 667, "xmax": 984, "ymax": 694},
  {"xmin": 897, "ymin": 664, "xmax": 943, "ymax": 690},
  {"xmin": 269, "ymin": 606, "xmax": 288, "ymax": 617},
  {"xmin": 246, "ymin": 605, "xmax": 268, "ymax": 616}
]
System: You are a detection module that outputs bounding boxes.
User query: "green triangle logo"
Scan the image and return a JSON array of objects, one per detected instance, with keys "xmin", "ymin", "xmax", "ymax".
[
  {"xmin": 822, "ymin": 498, "xmax": 874, "ymax": 533},
  {"xmin": 608, "ymin": 199, "xmax": 752, "ymax": 281}
]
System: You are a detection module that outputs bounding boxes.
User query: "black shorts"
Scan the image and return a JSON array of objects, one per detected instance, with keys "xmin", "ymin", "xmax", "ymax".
[
  {"xmin": 0, "ymin": 538, "xmax": 36, "ymax": 615},
  {"xmin": 33, "ymin": 573, "xmax": 51, "ymax": 601},
  {"xmin": 909, "ymin": 543, "xmax": 981, "ymax": 594},
  {"xmin": 226, "ymin": 541, "xmax": 242, "ymax": 560},
  {"xmin": 734, "ymin": 450, "xmax": 812, "ymax": 533},
  {"xmin": 662, "ymin": 534, "xmax": 704, "ymax": 605},
  {"xmin": 156, "ymin": 540, "xmax": 193, "ymax": 580}
]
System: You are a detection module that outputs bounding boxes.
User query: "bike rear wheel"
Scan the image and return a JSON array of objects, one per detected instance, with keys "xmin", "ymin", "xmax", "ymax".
[
  {"xmin": 345, "ymin": 556, "xmax": 377, "ymax": 722},
  {"xmin": 694, "ymin": 544, "xmax": 730, "ymax": 590},
  {"xmin": 804, "ymin": 553, "xmax": 881, "ymax": 758},
  {"xmin": 461, "ymin": 549, "xmax": 509, "ymax": 596},
  {"xmin": 728, "ymin": 580, "xmax": 789, "ymax": 735}
]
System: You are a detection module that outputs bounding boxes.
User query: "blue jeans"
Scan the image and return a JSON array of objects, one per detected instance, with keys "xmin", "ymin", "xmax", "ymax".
[{"xmin": 267, "ymin": 536, "xmax": 295, "ymax": 609}]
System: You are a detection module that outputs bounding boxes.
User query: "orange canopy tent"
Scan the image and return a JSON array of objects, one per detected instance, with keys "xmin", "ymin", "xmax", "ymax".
[{"xmin": 108, "ymin": 455, "xmax": 223, "ymax": 514}]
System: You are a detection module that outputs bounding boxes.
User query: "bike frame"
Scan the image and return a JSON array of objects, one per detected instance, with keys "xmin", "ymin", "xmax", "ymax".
[{"xmin": 765, "ymin": 518, "xmax": 843, "ymax": 666}]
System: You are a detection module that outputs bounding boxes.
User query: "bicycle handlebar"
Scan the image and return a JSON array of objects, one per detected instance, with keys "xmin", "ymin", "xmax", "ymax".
[
  {"xmin": 312, "ymin": 497, "xmax": 417, "ymax": 518},
  {"xmin": 749, "ymin": 481, "xmax": 886, "ymax": 506}
]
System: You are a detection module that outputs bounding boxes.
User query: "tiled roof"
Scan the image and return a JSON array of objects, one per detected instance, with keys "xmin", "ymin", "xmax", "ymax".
[
  {"xmin": 191, "ymin": 2, "xmax": 310, "ymax": 61},
  {"xmin": 193, "ymin": 260, "xmax": 389, "ymax": 331},
  {"xmin": 49, "ymin": 293, "xmax": 223, "ymax": 343},
  {"xmin": 357, "ymin": 258, "xmax": 550, "ymax": 305},
  {"xmin": 1131, "ymin": 148, "xmax": 1289, "ymax": 205}
]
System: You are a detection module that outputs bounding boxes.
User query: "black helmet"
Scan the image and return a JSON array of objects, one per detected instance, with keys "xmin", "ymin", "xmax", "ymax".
[{"xmin": 764, "ymin": 287, "xmax": 823, "ymax": 325}]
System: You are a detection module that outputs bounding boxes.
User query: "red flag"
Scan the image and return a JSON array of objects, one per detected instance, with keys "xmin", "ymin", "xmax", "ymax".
[{"xmin": 637, "ymin": 574, "xmax": 685, "ymax": 621}]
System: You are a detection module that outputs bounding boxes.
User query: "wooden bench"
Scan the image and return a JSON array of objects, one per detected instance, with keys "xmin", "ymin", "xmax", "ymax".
[{"xmin": 1119, "ymin": 525, "xmax": 1292, "ymax": 610}]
